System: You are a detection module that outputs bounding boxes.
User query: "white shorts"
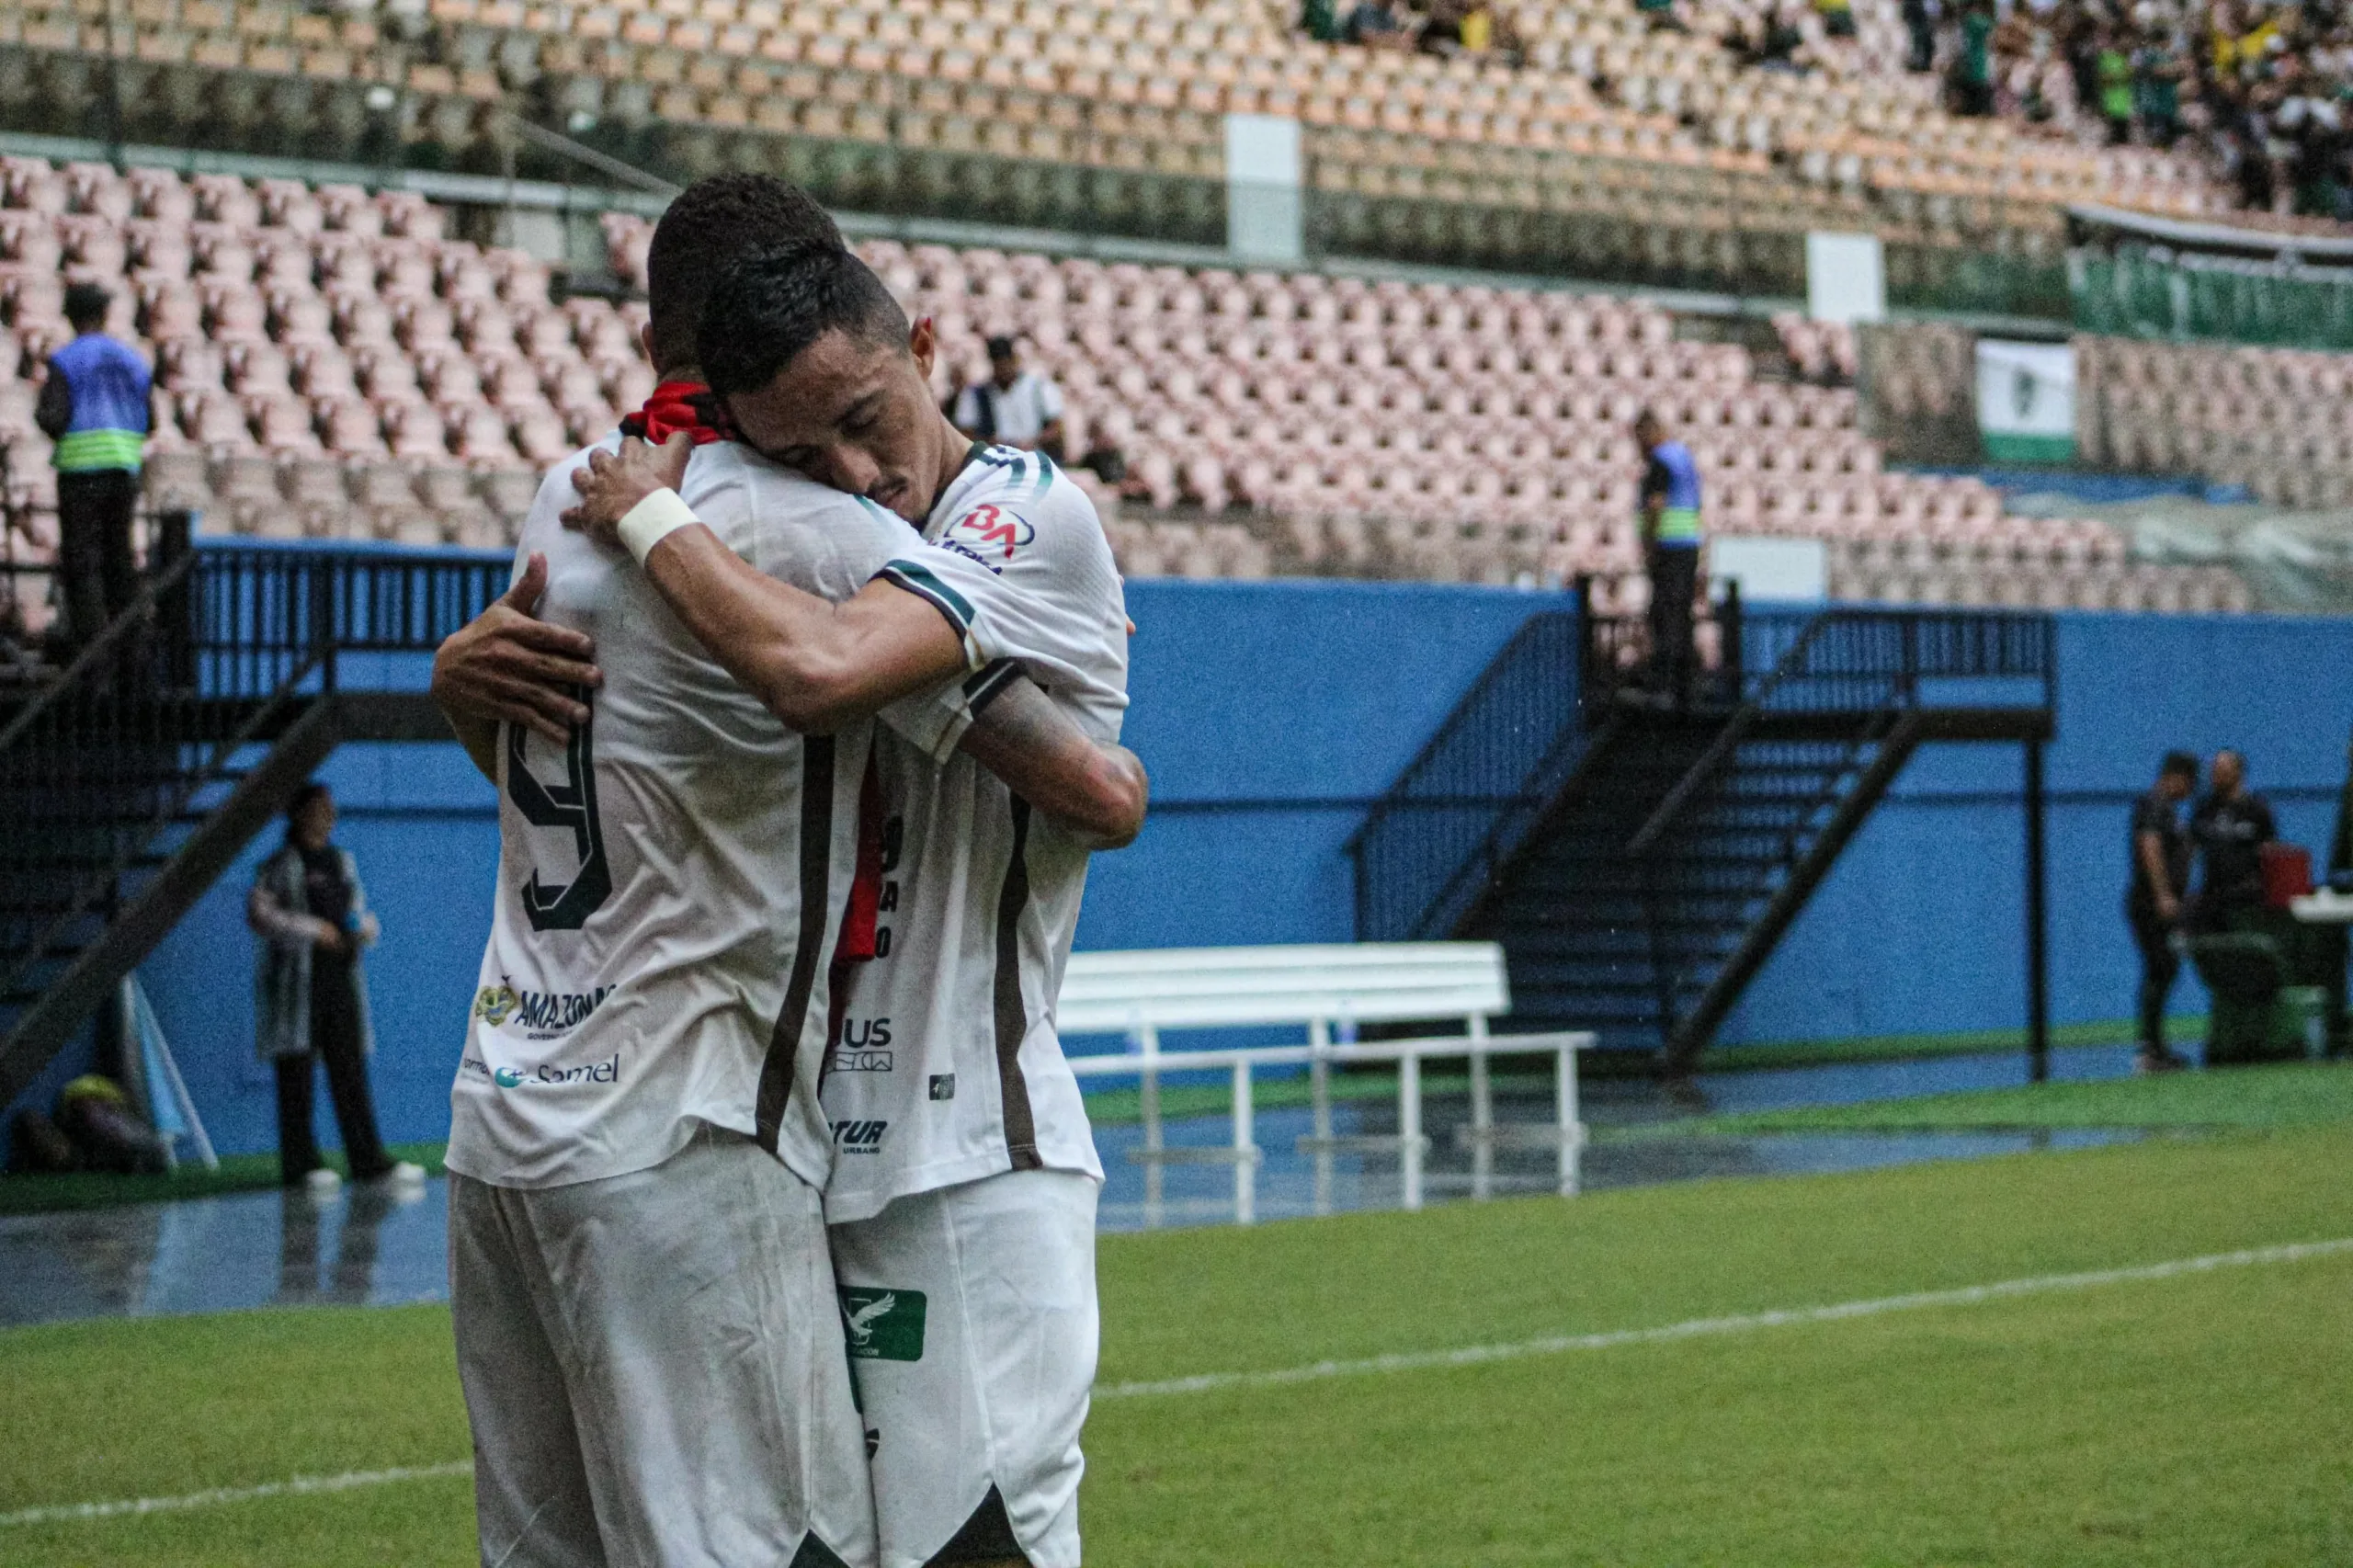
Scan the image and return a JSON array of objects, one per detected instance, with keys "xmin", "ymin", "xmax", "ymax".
[
  {"xmin": 828, "ymin": 1168, "xmax": 1100, "ymax": 1568},
  {"xmin": 450, "ymin": 1121, "xmax": 877, "ymax": 1568}
]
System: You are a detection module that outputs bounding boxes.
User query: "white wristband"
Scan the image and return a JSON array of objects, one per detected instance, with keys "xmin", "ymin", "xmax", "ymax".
[{"xmin": 616, "ymin": 487, "xmax": 699, "ymax": 566}]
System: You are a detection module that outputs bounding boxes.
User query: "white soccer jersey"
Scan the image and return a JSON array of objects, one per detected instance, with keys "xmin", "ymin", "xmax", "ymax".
[
  {"xmin": 446, "ymin": 438, "xmax": 955, "ymax": 1193},
  {"xmin": 820, "ymin": 445, "xmax": 1128, "ymax": 1222}
]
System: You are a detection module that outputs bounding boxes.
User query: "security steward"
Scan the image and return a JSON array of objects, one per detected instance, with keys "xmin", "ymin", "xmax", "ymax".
[
  {"xmin": 2190, "ymin": 748, "xmax": 2278, "ymax": 932},
  {"xmin": 1635, "ymin": 409, "xmax": 1703, "ymax": 703},
  {"xmin": 2127, "ymin": 751, "xmax": 2198, "ymax": 1073},
  {"xmin": 34, "ymin": 282, "xmax": 152, "ymax": 652}
]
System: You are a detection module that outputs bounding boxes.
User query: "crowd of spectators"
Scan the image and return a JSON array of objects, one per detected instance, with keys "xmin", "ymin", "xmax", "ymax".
[
  {"xmin": 1294, "ymin": 0, "xmax": 2353, "ymax": 225},
  {"xmin": 1300, "ymin": 0, "xmax": 1528, "ymax": 62},
  {"xmin": 1932, "ymin": 0, "xmax": 2353, "ymax": 220}
]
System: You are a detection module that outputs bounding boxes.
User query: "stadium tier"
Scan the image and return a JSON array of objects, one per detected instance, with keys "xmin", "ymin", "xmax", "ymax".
[
  {"xmin": 0, "ymin": 0, "xmax": 2311, "ymax": 279},
  {"xmin": 0, "ymin": 154, "xmax": 2250, "ymax": 632}
]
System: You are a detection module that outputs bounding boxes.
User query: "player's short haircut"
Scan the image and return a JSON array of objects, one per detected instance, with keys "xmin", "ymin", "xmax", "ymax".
[
  {"xmin": 699, "ymin": 243, "xmax": 912, "ymax": 399},
  {"xmin": 63, "ymin": 281, "xmax": 110, "ymax": 329},
  {"xmin": 2160, "ymin": 749, "xmax": 2198, "ymax": 780},
  {"xmin": 985, "ymin": 334, "xmax": 1017, "ymax": 359},
  {"xmin": 645, "ymin": 176, "xmax": 843, "ymax": 374},
  {"xmin": 287, "ymin": 780, "xmax": 332, "ymax": 821}
]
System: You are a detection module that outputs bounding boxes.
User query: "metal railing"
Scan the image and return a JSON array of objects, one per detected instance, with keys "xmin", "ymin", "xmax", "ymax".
[
  {"xmin": 1729, "ymin": 606, "xmax": 2054, "ymax": 711},
  {"xmin": 1350, "ymin": 600, "xmax": 2056, "ymax": 949},
  {"xmin": 1347, "ymin": 608, "xmax": 1583, "ymax": 945},
  {"xmin": 188, "ymin": 539, "xmax": 510, "ymax": 691},
  {"xmin": 0, "ymin": 536, "xmax": 504, "ymax": 1006},
  {"xmin": 1068, "ymin": 1027, "xmax": 1592, "ymax": 1226}
]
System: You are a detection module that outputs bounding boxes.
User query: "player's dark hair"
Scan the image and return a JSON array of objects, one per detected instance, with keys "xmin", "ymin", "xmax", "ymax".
[
  {"xmin": 63, "ymin": 281, "xmax": 110, "ymax": 329},
  {"xmin": 699, "ymin": 243, "xmax": 912, "ymax": 400},
  {"xmin": 986, "ymin": 334, "xmax": 1017, "ymax": 358},
  {"xmin": 2159, "ymin": 750, "xmax": 2198, "ymax": 780},
  {"xmin": 287, "ymin": 781, "xmax": 332, "ymax": 822},
  {"xmin": 645, "ymin": 176, "xmax": 843, "ymax": 375}
]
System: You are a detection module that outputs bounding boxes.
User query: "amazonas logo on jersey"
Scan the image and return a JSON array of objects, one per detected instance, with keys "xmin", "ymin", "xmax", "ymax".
[
  {"xmin": 474, "ymin": 981, "xmax": 612, "ymax": 1039},
  {"xmin": 472, "ymin": 984, "xmax": 518, "ymax": 1026},
  {"xmin": 946, "ymin": 502, "xmax": 1033, "ymax": 563}
]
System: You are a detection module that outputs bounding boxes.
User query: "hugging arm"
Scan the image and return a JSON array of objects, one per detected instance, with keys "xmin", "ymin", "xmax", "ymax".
[
  {"xmin": 960, "ymin": 676, "xmax": 1148, "ymax": 848},
  {"xmin": 432, "ymin": 553, "xmax": 603, "ymax": 782},
  {"xmin": 563, "ymin": 444, "xmax": 1146, "ymax": 844},
  {"xmin": 632, "ymin": 527, "xmax": 1146, "ymax": 843}
]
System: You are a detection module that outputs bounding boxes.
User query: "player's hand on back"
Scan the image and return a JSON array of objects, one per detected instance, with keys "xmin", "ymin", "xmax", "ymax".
[
  {"xmin": 433, "ymin": 551, "xmax": 602, "ymax": 744},
  {"xmin": 563, "ymin": 432, "xmax": 693, "ymax": 548}
]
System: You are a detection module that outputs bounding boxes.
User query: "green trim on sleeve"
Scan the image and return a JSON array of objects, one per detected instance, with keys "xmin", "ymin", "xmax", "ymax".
[{"xmin": 877, "ymin": 559, "xmax": 976, "ymax": 631}]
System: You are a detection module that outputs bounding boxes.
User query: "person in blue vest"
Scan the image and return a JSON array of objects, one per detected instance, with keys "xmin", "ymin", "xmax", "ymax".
[
  {"xmin": 1635, "ymin": 409, "xmax": 1704, "ymax": 703},
  {"xmin": 34, "ymin": 282, "xmax": 152, "ymax": 651}
]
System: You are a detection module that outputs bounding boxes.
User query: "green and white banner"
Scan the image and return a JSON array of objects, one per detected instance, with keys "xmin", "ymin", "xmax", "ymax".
[{"xmin": 1975, "ymin": 339, "xmax": 2076, "ymax": 463}]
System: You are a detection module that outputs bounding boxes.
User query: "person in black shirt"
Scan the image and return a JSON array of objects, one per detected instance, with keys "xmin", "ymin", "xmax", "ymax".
[
  {"xmin": 2127, "ymin": 751, "xmax": 2198, "ymax": 1073},
  {"xmin": 2190, "ymin": 748, "xmax": 2279, "ymax": 932},
  {"xmin": 247, "ymin": 783, "xmax": 421, "ymax": 1192}
]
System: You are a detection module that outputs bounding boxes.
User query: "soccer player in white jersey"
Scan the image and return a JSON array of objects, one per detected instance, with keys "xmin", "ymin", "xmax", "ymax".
[
  {"xmin": 430, "ymin": 179, "xmax": 1144, "ymax": 1568},
  {"xmin": 563, "ymin": 241, "xmax": 1130, "ymax": 1568}
]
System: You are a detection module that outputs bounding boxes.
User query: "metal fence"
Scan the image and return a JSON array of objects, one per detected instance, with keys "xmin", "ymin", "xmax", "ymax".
[
  {"xmin": 0, "ymin": 532, "xmax": 505, "ymax": 1009},
  {"xmin": 1726, "ymin": 607, "xmax": 2056, "ymax": 715},
  {"xmin": 1347, "ymin": 608, "xmax": 1583, "ymax": 946},
  {"xmin": 1348, "ymin": 600, "xmax": 2056, "ymax": 949}
]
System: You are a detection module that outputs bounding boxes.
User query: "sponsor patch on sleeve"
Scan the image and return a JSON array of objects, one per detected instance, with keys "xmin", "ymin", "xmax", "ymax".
[{"xmin": 944, "ymin": 501, "xmax": 1034, "ymax": 564}]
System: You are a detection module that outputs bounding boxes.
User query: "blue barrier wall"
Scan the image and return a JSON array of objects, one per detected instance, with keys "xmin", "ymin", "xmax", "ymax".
[
  {"xmin": 16, "ymin": 587, "xmax": 2353, "ymax": 1163},
  {"xmin": 54, "ymin": 578, "xmax": 1555, "ymax": 1160}
]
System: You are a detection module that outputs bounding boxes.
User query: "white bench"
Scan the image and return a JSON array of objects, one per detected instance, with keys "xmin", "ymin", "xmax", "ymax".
[{"xmin": 1056, "ymin": 942, "xmax": 1593, "ymax": 1224}]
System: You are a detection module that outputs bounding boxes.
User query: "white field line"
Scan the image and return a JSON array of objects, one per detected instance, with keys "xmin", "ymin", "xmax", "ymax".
[
  {"xmin": 0, "ymin": 1460, "xmax": 474, "ymax": 1529},
  {"xmin": 1096, "ymin": 1235, "xmax": 2353, "ymax": 1400},
  {"xmin": 8, "ymin": 1236, "xmax": 2351, "ymax": 1528}
]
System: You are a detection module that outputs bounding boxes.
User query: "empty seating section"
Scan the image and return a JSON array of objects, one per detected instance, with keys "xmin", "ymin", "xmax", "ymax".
[
  {"xmin": 796, "ymin": 219, "xmax": 2184, "ymax": 607},
  {"xmin": 2079, "ymin": 335, "xmax": 2353, "ymax": 514},
  {"xmin": 0, "ymin": 155, "xmax": 648, "ymax": 571},
  {"xmin": 0, "ymin": 0, "xmax": 2284, "ymax": 267},
  {"xmin": 0, "ymin": 153, "xmax": 2244, "ymax": 624}
]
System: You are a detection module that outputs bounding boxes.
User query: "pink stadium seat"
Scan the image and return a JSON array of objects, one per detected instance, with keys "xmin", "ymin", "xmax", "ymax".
[
  {"xmin": 180, "ymin": 389, "xmax": 255, "ymax": 451},
  {"xmin": 333, "ymin": 293, "xmax": 398, "ymax": 347},
  {"xmin": 383, "ymin": 403, "xmax": 451, "ymax": 461}
]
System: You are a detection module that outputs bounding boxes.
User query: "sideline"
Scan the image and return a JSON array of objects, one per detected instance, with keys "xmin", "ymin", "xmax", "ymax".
[{"xmin": 7, "ymin": 1236, "xmax": 2350, "ymax": 1528}]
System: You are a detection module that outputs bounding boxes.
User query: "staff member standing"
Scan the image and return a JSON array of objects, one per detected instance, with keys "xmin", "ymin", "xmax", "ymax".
[
  {"xmin": 952, "ymin": 335, "xmax": 1066, "ymax": 459},
  {"xmin": 2191, "ymin": 748, "xmax": 2278, "ymax": 931},
  {"xmin": 2127, "ymin": 751, "xmax": 2197, "ymax": 1074},
  {"xmin": 247, "ymin": 782, "xmax": 422, "ymax": 1193},
  {"xmin": 33, "ymin": 283, "xmax": 151, "ymax": 650},
  {"xmin": 1635, "ymin": 409, "xmax": 1704, "ymax": 703}
]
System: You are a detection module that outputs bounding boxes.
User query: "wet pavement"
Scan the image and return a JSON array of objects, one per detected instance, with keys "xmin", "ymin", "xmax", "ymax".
[{"xmin": 0, "ymin": 1044, "xmax": 2156, "ymax": 1328}]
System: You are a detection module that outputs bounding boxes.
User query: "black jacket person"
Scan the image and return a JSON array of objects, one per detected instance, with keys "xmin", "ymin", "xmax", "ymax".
[
  {"xmin": 2127, "ymin": 751, "xmax": 2197, "ymax": 1070},
  {"xmin": 2190, "ymin": 748, "xmax": 2278, "ymax": 930}
]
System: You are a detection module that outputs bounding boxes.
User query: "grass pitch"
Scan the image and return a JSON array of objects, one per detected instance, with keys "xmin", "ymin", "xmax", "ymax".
[
  {"xmin": 1669, "ymin": 1056, "xmax": 2353, "ymax": 1137},
  {"xmin": 5, "ymin": 1125, "xmax": 2352, "ymax": 1566}
]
